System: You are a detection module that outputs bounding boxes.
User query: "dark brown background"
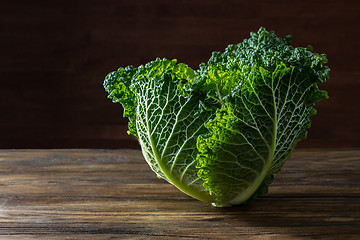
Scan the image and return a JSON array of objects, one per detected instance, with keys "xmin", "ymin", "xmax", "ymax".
[{"xmin": 1, "ymin": 0, "xmax": 359, "ymax": 149}]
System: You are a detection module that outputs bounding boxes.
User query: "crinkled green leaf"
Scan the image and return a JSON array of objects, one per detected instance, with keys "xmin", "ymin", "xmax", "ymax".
[
  {"xmin": 104, "ymin": 65, "xmax": 138, "ymax": 136},
  {"xmin": 207, "ymin": 27, "xmax": 329, "ymax": 83},
  {"xmin": 197, "ymin": 62, "xmax": 327, "ymax": 206},
  {"xmin": 118, "ymin": 58, "xmax": 215, "ymax": 203}
]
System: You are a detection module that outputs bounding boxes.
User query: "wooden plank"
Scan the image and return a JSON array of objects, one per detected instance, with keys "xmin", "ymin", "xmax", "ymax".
[{"xmin": 0, "ymin": 149, "xmax": 359, "ymax": 239}]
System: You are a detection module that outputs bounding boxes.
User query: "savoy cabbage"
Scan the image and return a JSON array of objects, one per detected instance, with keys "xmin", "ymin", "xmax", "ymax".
[{"xmin": 104, "ymin": 27, "xmax": 329, "ymax": 207}]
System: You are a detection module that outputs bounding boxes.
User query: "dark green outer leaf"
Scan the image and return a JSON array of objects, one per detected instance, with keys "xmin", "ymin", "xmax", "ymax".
[{"xmin": 104, "ymin": 66, "xmax": 138, "ymax": 136}]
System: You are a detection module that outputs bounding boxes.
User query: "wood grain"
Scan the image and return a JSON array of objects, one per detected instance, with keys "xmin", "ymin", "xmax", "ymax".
[
  {"xmin": 0, "ymin": 0, "xmax": 360, "ymax": 148},
  {"xmin": 0, "ymin": 149, "xmax": 359, "ymax": 239}
]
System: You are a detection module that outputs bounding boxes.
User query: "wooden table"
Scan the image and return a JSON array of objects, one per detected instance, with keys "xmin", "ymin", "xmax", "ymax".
[{"xmin": 0, "ymin": 149, "xmax": 359, "ymax": 239}]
